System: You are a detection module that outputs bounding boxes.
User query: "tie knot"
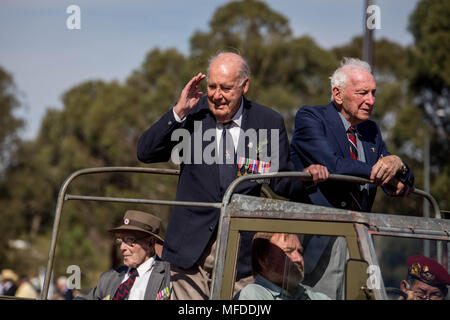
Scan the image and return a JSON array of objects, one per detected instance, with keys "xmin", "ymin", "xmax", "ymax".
[
  {"xmin": 222, "ymin": 121, "xmax": 233, "ymax": 130},
  {"xmin": 129, "ymin": 268, "xmax": 138, "ymax": 278}
]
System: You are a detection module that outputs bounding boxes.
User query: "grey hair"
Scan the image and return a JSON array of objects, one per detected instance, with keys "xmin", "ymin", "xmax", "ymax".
[
  {"xmin": 330, "ymin": 57, "xmax": 372, "ymax": 99},
  {"xmin": 207, "ymin": 51, "xmax": 251, "ymax": 87}
]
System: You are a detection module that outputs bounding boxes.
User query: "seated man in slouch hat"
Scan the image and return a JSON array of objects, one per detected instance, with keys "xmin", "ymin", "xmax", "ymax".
[{"xmin": 81, "ymin": 210, "xmax": 171, "ymax": 300}]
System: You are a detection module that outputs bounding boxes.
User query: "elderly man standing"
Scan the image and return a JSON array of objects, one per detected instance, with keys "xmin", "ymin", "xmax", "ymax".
[
  {"xmin": 290, "ymin": 57, "xmax": 414, "ymax": 212},
  {"xmin": 289, "ymin": 57, "xmax": 415, "ymax": 299},
  {"xmin": 82, "ymin": 210, "xmax": 171, "ymax": 300},
  {"xmin": 137, "ymin": 52, "xmax": 328, "ymax": 299}
]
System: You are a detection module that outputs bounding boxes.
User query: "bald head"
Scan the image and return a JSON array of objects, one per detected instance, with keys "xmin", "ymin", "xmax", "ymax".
[
  {"xmin": 207, "ymin": 52, "xmax": 250, "ymax": 87},
  {"xmin": 206, "ymin": 52, "xmax": 250, "ymax": 123}
]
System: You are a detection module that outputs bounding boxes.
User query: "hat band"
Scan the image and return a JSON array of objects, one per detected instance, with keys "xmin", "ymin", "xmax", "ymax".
[
  {"xmin": 408, "ymin": 275, "xmax": 447, "ymax": 290},
  {"xmin": 126, "ymin": 219, "xmax": 158, "ymax": 234}
]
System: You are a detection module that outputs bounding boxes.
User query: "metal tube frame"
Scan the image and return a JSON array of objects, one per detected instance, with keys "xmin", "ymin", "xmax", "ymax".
[
  {"xmin": 41, "ymin": 166, "xmax": 222, "ymax": 300},
  {"xmin": 40, "ymin": 167, "xmax": 442, "ymax": 300},
  {"xmin": 210, "ymin": 172, "xmax": 443, "ymax": 299}
]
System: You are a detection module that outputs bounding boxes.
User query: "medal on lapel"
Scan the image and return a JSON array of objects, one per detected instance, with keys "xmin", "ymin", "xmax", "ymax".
[
  {"xmin": 237, "ymin": 156, "xmax": 271, "ymax": 177},
  {"xmin": 156, "ymin": 286, "xmax": 170, "ymax": 300}
]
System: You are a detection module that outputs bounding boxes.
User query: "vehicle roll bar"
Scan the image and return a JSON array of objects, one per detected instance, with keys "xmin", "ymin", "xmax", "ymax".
[
  {"xmin": 41, "ymin": 167, "xmax": 442, "ymax": 300},
  {"xmin": 210, "ymin": 172, "xmax": 442, "ymax": 299},
  {"xmin": 42, "ymin": 167, "xmax": 219, "ymax": 300}
]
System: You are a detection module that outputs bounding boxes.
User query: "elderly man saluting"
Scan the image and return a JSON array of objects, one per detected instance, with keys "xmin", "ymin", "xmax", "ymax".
[{"xmin": 137, "ymin": 52, "xmax": 328, "ymax": 300}]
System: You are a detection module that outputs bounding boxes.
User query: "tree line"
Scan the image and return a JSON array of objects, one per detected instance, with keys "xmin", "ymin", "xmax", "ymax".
[{"xmin": 0, "ymin": 0, "xmax": 448, "ymax": 288}]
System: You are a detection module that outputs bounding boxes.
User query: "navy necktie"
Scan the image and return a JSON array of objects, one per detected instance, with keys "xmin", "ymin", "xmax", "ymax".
[
  {"xmin": 113, "ymin": 268, "xmax": 138, "ymax": 300},
  {"xmin": 218, "ymin": 121, "xmax": 236, "ymax": 196}
]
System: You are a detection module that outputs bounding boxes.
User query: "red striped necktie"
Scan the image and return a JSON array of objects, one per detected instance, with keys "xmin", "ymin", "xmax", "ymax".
[
  {"xmin": 113, "ymin": 268, "xmax": 138, "ymax": 300},
  {"xmin": 347, "ymin": 126, "xmax": 364, "ymax": 210},
  {"xmin": 347, "ymin": 126, "xmax": 358, "ymax": 160}
]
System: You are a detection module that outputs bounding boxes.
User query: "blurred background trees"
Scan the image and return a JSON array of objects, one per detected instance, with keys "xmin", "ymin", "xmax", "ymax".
[{"xmin": 0, "ymin": 0, "xmax": 448, "ymax": 294}]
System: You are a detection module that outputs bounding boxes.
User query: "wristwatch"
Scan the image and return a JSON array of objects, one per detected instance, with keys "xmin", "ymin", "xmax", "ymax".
[{"xmin": 400, "ymin": 163, "xmax": 408, "ymax": 176}]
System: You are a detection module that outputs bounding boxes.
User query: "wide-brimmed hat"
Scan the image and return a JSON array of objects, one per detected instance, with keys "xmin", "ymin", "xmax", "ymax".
[{"xmin": 108, "ymin": 210, "xmax": 164, "ymax": 244}]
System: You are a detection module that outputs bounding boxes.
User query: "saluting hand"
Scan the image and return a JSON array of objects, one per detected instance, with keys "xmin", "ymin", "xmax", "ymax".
[{"xmin": 173, "ymin": 73, "xmax": 206, "ymax": 120}]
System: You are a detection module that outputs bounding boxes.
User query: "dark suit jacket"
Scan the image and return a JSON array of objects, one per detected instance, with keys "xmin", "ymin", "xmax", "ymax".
[
  {"xmin": 137, "ymin": 96, "xmax": 308, "ymax": 278},
  {"xmin": 290, "ymin": 102, "xmax": 414, "ymax": 212},
  {"xmin": 82, "ymin": 260, "xmax": 171, "ymax": 300}
]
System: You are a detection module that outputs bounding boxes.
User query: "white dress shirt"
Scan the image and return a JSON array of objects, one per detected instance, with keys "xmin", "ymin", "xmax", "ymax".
[{"xmin": 120, "ymin": 255, "xmax": 156, "ymax": 300}]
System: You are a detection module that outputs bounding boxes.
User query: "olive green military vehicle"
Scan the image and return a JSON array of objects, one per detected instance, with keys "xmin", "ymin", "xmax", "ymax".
[{"xmin": 5, "ymin": 166, "xmax": 448, "ymax": 300}]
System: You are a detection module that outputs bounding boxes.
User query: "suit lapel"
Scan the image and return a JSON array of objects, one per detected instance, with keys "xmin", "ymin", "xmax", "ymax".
[
  {"xmin": 144, "ymin": 261, "xmax": 165, "ymax": 300},
  {"xmin": 361, "ymin": 137, "xmax": 378, "ymax": 166},
  {"xmin": 238, "ymin": 97, "xmax": 253, "ymax": 160},
  {"xmin": 108, "ymin": 267, "xmax": 128, "ymax": 298},
  {"xmin": 324, "ymin": 103, "xmax": 350, "ymax": 157},
  {"xmin": 357, "ymin": 123, "xmax": 379, "ymax": 166},
  {"xmin": 204, "ymin": 105, "xmax": 222, "ymax": 196},
  {"xmin": 200, "ymin": 102, "xmax": 217, "ymax": 149}
]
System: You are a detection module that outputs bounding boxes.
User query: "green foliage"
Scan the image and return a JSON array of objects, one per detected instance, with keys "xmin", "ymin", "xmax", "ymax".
[
  {"xmin": 0, "ymin": 0, "xmax": 448, "ymax": 293},
  {"xmin": 0, "ymin": 66, "xmax": 23, "ymax": 170},
  {"xmin": 409, "ymin": 0, "xmax": 450, "ymax": 90},
  {"xmin": 408, "ymin": 0, "xmax": 450, "ymax": 169}
]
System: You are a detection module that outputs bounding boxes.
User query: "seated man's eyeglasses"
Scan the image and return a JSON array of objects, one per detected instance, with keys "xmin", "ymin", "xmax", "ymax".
[
  {"xmin": 115, "ymin": 236, "xmax": 148, "ymax": 246},
  {"xmin": 413, "ymin": 290, "xmax": 443, "ymax": 300}
]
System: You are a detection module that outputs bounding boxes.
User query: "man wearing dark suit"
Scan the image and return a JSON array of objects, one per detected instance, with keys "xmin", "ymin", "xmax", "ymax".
[
  {"xmin": 82, "ymin": 210, "xmax": 171, "ymax": 300},
  {"xmin": 137, "ymin": 52, "xmax": 328, "ymax": 299},
  {"xmin": 289, "ymin": 57, "xmax": 415, "ymax": 299},
  {"xmin": 291, "ymin": 57, "xmax": 414, "ymax": 212}
]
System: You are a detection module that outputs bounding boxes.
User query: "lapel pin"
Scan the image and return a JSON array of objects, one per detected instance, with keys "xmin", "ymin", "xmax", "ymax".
[{"xmin": 371, "ymin": 147, "xmax": 375, "ymax": 152}]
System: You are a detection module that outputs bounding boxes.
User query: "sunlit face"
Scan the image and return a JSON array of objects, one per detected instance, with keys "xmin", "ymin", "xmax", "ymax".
[
  {"xmin": 261, "ymin": 233, "xmax": 304, "ymax": 294},
  {"xmin": 207, "ymin": 54, "xmax": 249, "ymax": 123},
  {"xmin": 333, "ymin": 68, "xmax": 376, "ymax": 126},
  {"xmin": 118, "ymin": 231, "xmax": 153, "ymax": 269}
]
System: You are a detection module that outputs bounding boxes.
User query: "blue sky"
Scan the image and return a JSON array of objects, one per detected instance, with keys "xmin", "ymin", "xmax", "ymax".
[{"xmin": 0, "ymin": 0, "xmax": 419, "ymax": 140}]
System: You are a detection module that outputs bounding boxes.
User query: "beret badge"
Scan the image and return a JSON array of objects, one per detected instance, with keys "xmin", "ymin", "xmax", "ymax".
[
  {"xmin": 421, "ymin": 265, "xmax": 435, "ymax": 281},
  {"xmin": 409, "ymin": 263, "xmax": 421, "ymax": 278},
  {"xmin": 409, "ymin": 262, "xmax": 436, "ymax": 282}
]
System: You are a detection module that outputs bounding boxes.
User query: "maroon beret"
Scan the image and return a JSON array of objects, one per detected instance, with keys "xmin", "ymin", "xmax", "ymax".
[{"xmin": 407, "ymin": 255, "xmax": 450, "ymax": 288}]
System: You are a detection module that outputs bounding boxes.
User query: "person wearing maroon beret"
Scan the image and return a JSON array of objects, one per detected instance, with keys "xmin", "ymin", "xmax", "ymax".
[{"xmin": 399, "ymin": 255, "xmax": 450, "ymax": 300}]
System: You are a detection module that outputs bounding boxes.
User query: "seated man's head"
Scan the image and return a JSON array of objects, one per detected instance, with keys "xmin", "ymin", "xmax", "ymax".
[
  {"xmin": 109, "ymin": 210, "xmax": 164, "ymax": 269},
  {"xmin": 400, "ymin": 255, "xmax": 450, "ymax": 300},
  {"xmin": 251, "ymin": 232, "xmax": 304, "ymax": 294}
]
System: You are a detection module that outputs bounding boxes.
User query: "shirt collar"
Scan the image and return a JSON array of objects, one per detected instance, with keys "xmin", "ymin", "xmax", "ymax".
[
  {"xmin": 338, "ymin": 111, "xmax": 353, "ymax": 132},
  {"xmin": 254, "ymin": 274, "xmax": 292, "ymax": 299},
  {"xmin": 254, "ymin": 274, "xmax": 309, "ymax": 300},
  {"xmin": 218, "ymin": 98, "xmax": 243, "ymax": 128},
  {"xmin": 132, "ymin": 254, "xmax": 156, "ymax": 276}
]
